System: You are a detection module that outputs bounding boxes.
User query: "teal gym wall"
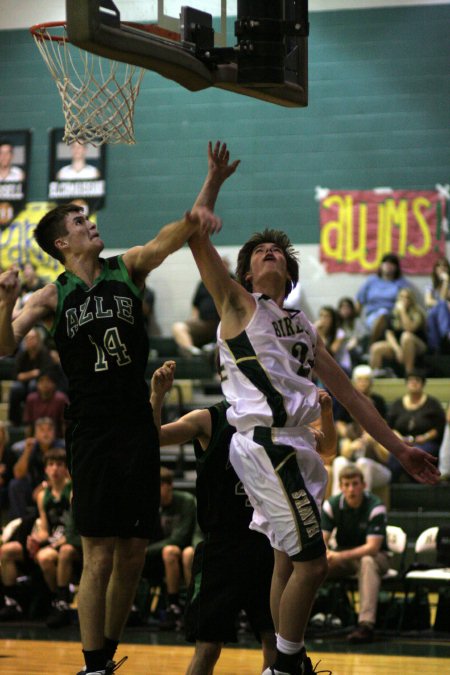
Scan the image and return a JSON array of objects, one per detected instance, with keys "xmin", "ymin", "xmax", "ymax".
[{"xmin": 0, "ymin": 4, "xmax": 449, "ymax": 249}]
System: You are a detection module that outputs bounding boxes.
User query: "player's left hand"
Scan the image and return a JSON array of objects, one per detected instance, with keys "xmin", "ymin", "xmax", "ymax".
[
  {"xmin": 396, "ymin": 444, "xmax": 440, "ymax": 484},
  {"xmin": 207, "ymin": 141, "xmax": 240, "ymax": 183}
]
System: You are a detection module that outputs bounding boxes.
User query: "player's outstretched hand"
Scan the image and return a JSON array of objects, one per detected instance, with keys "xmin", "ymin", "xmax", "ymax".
[
  {"xmin": 208, "ymin": 141, "xmax": 240, "ymax": 184},
  {"xmin": 397, "ymin": 444, "xmax": 440, "ymax": 485},
  {"xmin": 0, "ymin": 266, "xmax": 21, "ymax": 306},
  {"xmin": 186, "ymin": 206, "xmax": 222, "ymax": 236}
]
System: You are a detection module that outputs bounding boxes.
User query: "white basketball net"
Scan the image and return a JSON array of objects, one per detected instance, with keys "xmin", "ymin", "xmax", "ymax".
[{"xmin": 32, "ymin": 25, "xmax": 145, "ymax": 146}]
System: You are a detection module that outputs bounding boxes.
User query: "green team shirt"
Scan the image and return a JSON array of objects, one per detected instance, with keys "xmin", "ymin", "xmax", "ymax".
[
  {"xmin": 51, "ymin": 255, "xmax": 150, "ymax": 420},
  {"xmin": 321, "ymin": 492, "xmax": 387, "ymax": 551},
  {"xmin": 146, "ymin": 490, "xmax": 197, "ymax": 555}
]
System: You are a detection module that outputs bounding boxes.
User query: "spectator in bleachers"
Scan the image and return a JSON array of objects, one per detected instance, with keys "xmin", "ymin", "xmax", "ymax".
[
  {"xmin": 424, "ymin": 256, "xmax": 450, "ymax": 309},
  {"xmin": 0, "ymin": 514, "xmax": 38, "ymax": 621},
  {"xmin": 330, "ymin": 421, "xmax": 391, "ymax": 497},
  {"xmin": 369, "ymin": 287, "xmax": 427, "ymax": 376},
  {"xmin": 23, "ymin": 367, "xmax": 69, "ymax": 438},
  {"xmin": 334, "ymin": 365, "xmax": 387, "ymax": 439},
  {"xmin": 315, "ymin": 306, "xmax": 352, "ymax": 375},
  {"xmin": 8, "ymin": 328, "xmax": 54, "ymax": 426},
  {"xmin": 322, "ymin": 464, "xmax": 390, "ymax": 644},
  {"xmin": 426, "ymin": 284, "xmax": 450, "ymax": 355},
  {"xmin": 142, "ymin": 466, "xmax": 197, "ymax": 630},
  {"xmin": 386, "ymin": 371, "xmax": 446, "ymax": 482},
  {"xmin": 32, "ymin": 449, "xmax": 81, "ymax": 629},
  {"xmin": 0, "ymin": 421, "xmax": 15, "ymax": 521},
  {"xmin": 355, "ymin": 253, "xmax": 410, "ymax": 345},
  {"xmin": 8, "ymin": 417, "xmax": 65, "ymax": 520},
  {"xmin": 336, "ymin": 297, "xmax": 365, "ymax": 368}
]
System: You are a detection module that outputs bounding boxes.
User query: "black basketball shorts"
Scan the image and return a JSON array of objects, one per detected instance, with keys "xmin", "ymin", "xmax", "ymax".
[
  {"xmin": 185, "ymin": 530, "xmax": 274, "ymax": 644},
  {"xmin": 66, "ymin": 416, "xmax": 160, "ymax": 539}
]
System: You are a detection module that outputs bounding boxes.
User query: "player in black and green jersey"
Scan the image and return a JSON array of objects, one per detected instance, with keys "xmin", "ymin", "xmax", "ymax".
[
  {"xmin": 150, "ymin": 361, "xmax": 337, "ymax": 675},
  {"xmin": 0, "ymin": 201, "xmax": 222, "ymax": 675}
]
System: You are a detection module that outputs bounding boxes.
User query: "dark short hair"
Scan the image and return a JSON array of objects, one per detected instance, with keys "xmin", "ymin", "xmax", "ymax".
[
  {"xmin": 338, "ymin": 464, "xmax": 365, "ymax": 483},
  {"xmin": 406, "ymin": 369, "xmax": 427, "ymax": 384},
  {"xmin": 44, "ymin": 448, "xmax": 67, "ymax": 466},
  {"xmin": 378, "ymin": 253, "xmax": 402, "ymax": 280},
  {"xmin": 0, "ymin": 138, "xmax": 13, "ymax": 148},
  {"xmin": 236, "ymin": 228, "xmax": 299, "ymax": 299},
  {"xmin": 160, "ymin": 466, "xmax": 174, "ymax": 485},
  {"xmin": 37, "ymin": 367, "xmax": 59, "ymax": 384},
  {"xmin": 34, "ymin": 204, "xmax": 83, "ymax": 263}
]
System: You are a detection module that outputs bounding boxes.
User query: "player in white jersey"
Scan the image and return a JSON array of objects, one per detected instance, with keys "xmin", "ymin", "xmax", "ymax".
[{"xmin": 188, "ymin": 141, "xmax": 439, "ymax": 675}]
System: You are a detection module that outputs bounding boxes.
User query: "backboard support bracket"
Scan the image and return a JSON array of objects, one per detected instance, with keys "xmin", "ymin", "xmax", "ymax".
[{"xmin": 65, "ymin": 0, "xmax": 308, "ymax": 108}]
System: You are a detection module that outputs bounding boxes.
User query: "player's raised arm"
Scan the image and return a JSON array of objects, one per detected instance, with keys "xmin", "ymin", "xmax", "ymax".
[
  {"xmin": 188, "ymin": 142, "xmax": 254, "ymax": 332},
  {"xmin": 150, "ymin": 360, "xmax": 210, "ymax": 447},
  {"xmin": 123, "ymin": 206, "xmax": 222, "ymax": 287}
]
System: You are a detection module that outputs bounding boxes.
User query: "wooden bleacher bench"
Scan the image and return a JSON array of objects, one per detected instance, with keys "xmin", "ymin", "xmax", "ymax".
[{"xmin": 372, "ymin": 377, "xmax": 449, "ymax": 406}]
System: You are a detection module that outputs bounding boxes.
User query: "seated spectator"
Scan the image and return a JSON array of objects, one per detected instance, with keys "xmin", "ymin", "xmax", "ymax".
[
  {"xmin": 424, "ymin": 256, "xmax": 450, "ymax": 309},
  {"xmin": 143, "ymin": 467, "xmax": 197, "ymax": 630},
  {"xmin": 0, "ymin": 513, "xmax": 39, "ymax": 621},
  {"xmin": 32, "ymin": 449, "xmax": 81, "ymax": 629},
  {"xmin": 8, "ymin": 328, "xmax": 54, "ymax": 426},
  {"xmin": 16, "ymin": 262, "xmax": 46, "ymax": 307},
  {"xmin": 23, "ymin": 367, "xmax": 69, "ymax": 438},
  {"xmin": 355, "ymin": 253, "xmax": 410, "ymax": 345},
  {"xmin": 336, "ymin": 296, "xmax": 365, "ymax": 368},
  {"xmin": 331, "ymin": 421, "xmax": 391, "ymax": 496},
  {"xmin": 322, "ymin": 465, "xmax": 390, "ymax": 644},
  {"xmin": 8, "ymin": 417, "xmax": 65, "ymax": 520},
  {"xmin": 315, "ymin": 305, "xmax": 352, "ymax": 375},
  {"xmin": 0, "ymin": 421, "xmax": 16, "ymax": 521},
  {"xmin": 334, "ymin": 365, "xmax": 387, "ymax": 439},
  {"xmin": 427, "ymin": 286, "xmax": 450, "ymax": 355},
  {"xmin": 369, "ymin": 287, "xmax": 427, "ymax": 375},
  {"xmin": 387, "ymin": 370, "xmax": 446, "ymax": 482},
  {"xmin": 172, "ymin": 258, "xmax": 232, "ymax": 357}
]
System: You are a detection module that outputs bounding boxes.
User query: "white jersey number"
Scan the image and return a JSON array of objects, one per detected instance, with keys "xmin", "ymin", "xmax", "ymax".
[{"xmin": 89, "ymin": 327, "xmax": 132, "ymax": 372}]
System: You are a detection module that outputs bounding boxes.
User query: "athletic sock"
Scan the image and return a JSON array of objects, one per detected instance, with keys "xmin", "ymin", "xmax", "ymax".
[
  {"xmin": 104, "ymin": 637, "xmax": 119, "ymax": 662},
  {"xmin": 83, "ymin": 648, "xmax": 107, "ymax": 672},
  {"xmin": 167, "ymin": 592, "xmax": 180, "ymax": 606}
]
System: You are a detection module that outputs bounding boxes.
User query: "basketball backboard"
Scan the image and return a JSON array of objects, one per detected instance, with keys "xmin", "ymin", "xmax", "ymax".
[{"xmin": 65, "ymin": 0, "xmax": 308, "ymax": 107}]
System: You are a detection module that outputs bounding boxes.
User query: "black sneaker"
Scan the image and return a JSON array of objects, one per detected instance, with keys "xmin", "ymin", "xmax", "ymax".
[
  {"xmin": 159, "ymin": 603, "xmax": 183, "ymax": 630},
  {"xmin": 46, "ymin": 599, "xmax": 72, "ymax": 628},
  {"xmin": 0, "ymin": 597, "xmax": 23, "ymax": 621},
  {"xmin": 300, "ymin": 648, "xmax": 332, "ymax": 675},
  {"xmin": 76, "ymin": 656, "xmax": 128, "ymax": 675}
]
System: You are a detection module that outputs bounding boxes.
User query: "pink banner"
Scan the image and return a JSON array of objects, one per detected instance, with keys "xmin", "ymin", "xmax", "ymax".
[{"xmin": 319, "ymin": 190, "xmax": 447, "ymax": 274}]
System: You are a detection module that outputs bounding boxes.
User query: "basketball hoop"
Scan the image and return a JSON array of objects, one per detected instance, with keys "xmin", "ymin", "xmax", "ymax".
[{"xmin": 30, "ymin": 21, "xmax": 145, "ymax": 146}]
